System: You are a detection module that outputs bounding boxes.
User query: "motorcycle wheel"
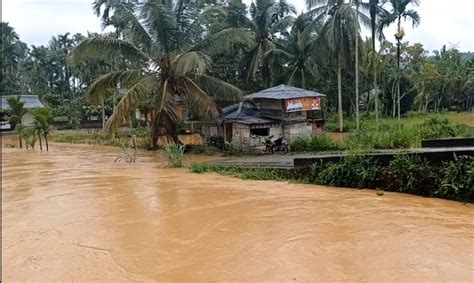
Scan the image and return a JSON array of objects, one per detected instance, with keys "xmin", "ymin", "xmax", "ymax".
[{"xmin": 282, "ymin": 145, "xmax": 289, "ymax": 153}]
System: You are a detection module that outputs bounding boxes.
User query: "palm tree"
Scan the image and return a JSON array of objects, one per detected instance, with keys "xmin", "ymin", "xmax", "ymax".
[
  {"xmin": 72, "ymin": 0, "xmax": 252, "ymax": 147},
  {"xmin": 32, "ymin": 108, "xmax": 54, "ymax": 151},
  {"xmin": 378, "ymin": 0, "xmax": 420, "ymax": 126},
  {"xmin": 246, "ymin": 0, "xmax": 296, "ymax": 87},
  {"xmin": 7, "ymin": 96, "xmax": 27, "ymax": 148},
  {"xmin": 307, "ymin": 0, "xmax": 369, "ymax": 132},
  {"xmin": 368, "ymin": 0, "xmax": 387, "ymax": 124},
  {"xmin": 265, "ymin": 14, "xmax": 321, "ymax": 88}
]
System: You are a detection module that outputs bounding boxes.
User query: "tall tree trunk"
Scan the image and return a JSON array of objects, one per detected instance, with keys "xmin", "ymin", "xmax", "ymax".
[
  {"xmin": 44, "ymin": 134, "xmax": 49, "ymax": 151},
  {"xmin": 396, "ymin": 18, "xmax": 402, "ymax": 129},
  {"xmin": 374, "ymin": 71, "xmax": 379, "ymax": 125},
  {"xmin": 371, "ymin": 3, "xmax": 379, "ymax": 126},
  {"xmin": 337, "ymin": 57, "xmax": 344, "ymax": 132},
  {"xmin": 38, "ymin": 133, "xmax": 43, "ymax": 151},
  {"xmin": 101, "ymin": 100, "xmax": 106, "ymax": 130},
  {"xmin": 355, "ymin": 1, "xmax": 360, "ymax": 130}
]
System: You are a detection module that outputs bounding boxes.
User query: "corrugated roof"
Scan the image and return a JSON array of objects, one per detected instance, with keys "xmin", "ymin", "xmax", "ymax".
[
  {"xmin": 223, "ymin": 102, "xmax": 282, "ymax": 125},
  {"xmin": 244, "ymin": 84, "xmax": 326, "ymax": 100},
  {"xmin": 1, "ymin": 95, "xmax": 45, "ymax": 110}
]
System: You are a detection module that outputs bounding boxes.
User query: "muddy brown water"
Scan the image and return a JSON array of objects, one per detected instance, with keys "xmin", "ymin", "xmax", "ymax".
[{"xmin": 2, "ymin": 141, "xmax": 474, "ymax": 282}]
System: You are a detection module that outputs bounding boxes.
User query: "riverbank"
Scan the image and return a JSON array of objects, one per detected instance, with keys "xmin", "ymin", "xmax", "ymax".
[
  {"xmin": 191, "ymin": 151, "xmax": 474, "ymax": 203},
  {"xmin": 2, "ymin": 143, "xmax": 473, "ymax": 281}
]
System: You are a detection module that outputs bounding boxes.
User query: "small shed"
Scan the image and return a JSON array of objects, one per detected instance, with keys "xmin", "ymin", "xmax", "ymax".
[
  {"xmin": 223, "ymin": 84, "xmax": 326, "ymax": 148},
  {"xmin": 1, "ymin": 95, "xmax": 45, "ymax": 127}
]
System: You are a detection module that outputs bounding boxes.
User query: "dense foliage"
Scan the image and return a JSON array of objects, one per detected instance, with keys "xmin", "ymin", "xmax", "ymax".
[{"xmin": 1, "ymin": 0, "xmax": 473, "ymax": 141}]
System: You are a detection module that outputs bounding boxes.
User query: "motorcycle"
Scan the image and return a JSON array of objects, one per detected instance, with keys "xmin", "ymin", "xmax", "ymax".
[{"xmin": 263, "ymin": 135, "xmax": 289, "ymax": 154}]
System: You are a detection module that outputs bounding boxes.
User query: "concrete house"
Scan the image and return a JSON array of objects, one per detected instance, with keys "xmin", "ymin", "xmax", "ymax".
[
  {"xmin": 1, "ymin": 95, "xmax": 45, "ymax": 130},
  {"xmin": 220, "ymin": 84, "xmax": 326, "ymax": 148}
]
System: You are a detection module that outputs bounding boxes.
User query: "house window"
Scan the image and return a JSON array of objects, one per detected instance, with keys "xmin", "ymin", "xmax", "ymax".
[{"xmin": 250, "ymin": 128, "xmax": 269, "ymax": 136}]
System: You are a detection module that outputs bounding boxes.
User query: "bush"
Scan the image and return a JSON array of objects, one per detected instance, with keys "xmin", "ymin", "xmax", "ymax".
[
  {"xmin": 290, "ymin": 134, "xmax": 343, "ymax": 152},
  {"xmin": 385, "ymin": 154, "xmax": 440, "ymax": 196},
  {"xmin": 348, "ymin": 129, "xmax": 418, "ymax": 150},
  {"xmin": 315, "ymin": 155, "xmax": 381, "ymax": 188},
  {"xmin": 419, "ymin": 117, "xmax": 474, "ymax": 139},
  {"xmin": 163, "ymin": 142, "xmax": 186, "ymax": 167},
  {"xmin": 437, "ymin": 155, "xmax": 474, "ymax": 202}
]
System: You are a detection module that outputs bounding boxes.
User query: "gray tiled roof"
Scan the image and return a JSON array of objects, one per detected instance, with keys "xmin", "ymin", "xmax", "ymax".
[
  {"xmin": 1, "ymin": 95, "xmax": 45, "ymax": 110},
  {"xmin": 223, "ymin": 102, "xmax": 282, "ymax": 125},
  {"xmin": 244, "ymin": 84, "xmax": 326, "ymax": 100}
]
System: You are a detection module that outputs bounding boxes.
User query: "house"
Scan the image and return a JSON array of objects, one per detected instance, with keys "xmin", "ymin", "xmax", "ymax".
[
  {"xmin": 1, "ymin": 95, "xmax": 45, "ymax": 130},
  {"xmin": 204, "ymin": 84, "xmax": 326, "ymax": 148}
]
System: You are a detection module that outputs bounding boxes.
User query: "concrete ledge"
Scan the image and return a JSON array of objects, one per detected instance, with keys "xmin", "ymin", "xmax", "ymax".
[
  {"xmin": 293, "ymin": 147, "xmax": 474, "ymax": 167},
  {"xmin": 421, "ymin": 137, "xmax": 474, "ymax": 148}
]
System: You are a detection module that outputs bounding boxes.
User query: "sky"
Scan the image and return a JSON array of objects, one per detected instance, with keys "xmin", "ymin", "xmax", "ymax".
[{"xmin": 3, "ymin": 0, "xmax": 474, "ymax": 53}]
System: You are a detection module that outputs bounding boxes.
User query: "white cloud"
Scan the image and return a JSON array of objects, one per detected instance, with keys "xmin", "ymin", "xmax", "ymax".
[{"xmin": 3, "ymin": 0, "xmax": 474, "ymax": 52}]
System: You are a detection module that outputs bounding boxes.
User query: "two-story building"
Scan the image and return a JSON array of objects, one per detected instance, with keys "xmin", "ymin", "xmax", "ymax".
[{"xmin": 219, "ymin": 84, "xmax": 326, "ymax": 148}]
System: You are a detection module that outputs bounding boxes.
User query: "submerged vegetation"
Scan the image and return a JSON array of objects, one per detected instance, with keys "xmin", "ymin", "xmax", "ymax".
[
  {"xmin": 163, "ymin": 142, "xmax": 186, "ymax": 167},
  {"xmin": 191, "ymin": 154, "xmax": 474, "ymax": 202}
]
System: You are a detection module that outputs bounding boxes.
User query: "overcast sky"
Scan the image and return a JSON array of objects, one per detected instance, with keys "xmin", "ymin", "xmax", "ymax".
[{"xmin": 3, "ymin": 0, "xmax": 474, "ymax": 53}]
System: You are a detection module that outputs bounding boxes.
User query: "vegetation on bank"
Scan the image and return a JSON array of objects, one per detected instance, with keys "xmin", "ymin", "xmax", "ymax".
[
  {"xmin": 190, "ymin": 154, "xmax": 474, "ymax": 202},
  {"xmin": 291, "ymin": 116, "xmax": 474, "ymax": 152}
]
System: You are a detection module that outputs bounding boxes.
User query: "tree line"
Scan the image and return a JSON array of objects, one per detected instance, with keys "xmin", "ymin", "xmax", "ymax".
[{"xmin": 1, "ymin": 0, "xmax": 473, "ymax": 145}]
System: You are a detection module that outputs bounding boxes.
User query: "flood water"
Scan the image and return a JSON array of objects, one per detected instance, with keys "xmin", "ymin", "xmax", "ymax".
[{"xmin": 2, "ymin": 141, "xmax": 474, "ymax": 282}]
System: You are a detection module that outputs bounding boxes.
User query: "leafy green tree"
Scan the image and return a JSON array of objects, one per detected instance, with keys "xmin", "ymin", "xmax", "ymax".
[
  {"xmin": 1, "ymin": 22, "xmax": 29, "ymax": 95},
  {"xmin": 7, "ymin": 96, "xmax": 27, "ymax": 148},
  {"xmin": 72, "ymin": 0, "xmax": 252, "ymax": 147}
]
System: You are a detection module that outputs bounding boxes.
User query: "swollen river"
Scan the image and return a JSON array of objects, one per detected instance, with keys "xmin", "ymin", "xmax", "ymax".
[{"xmin": 2, "ymin": 142, "xmax": 473, "ymax": 281}]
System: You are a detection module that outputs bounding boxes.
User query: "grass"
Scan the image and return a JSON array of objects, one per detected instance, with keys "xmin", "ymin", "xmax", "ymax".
[
  {"xmin": 325, "ymin": 111, "xmax": 474, "ymax": 132},
  {"xmin": 50, "ymin": 128, "xmax": 150, "ymax": 149},
  {"xmin": 292, "ymin": 112, "xmax": 474, "ymax": 152},
  {"xmin": 190, "ymin": 163, "xmax": 283, "ymax": 180}
]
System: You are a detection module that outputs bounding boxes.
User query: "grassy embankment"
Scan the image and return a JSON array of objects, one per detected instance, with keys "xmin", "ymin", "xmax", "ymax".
[{"xmin": 291, "ymin": 112, "xmax": 474, "ymax": 152}]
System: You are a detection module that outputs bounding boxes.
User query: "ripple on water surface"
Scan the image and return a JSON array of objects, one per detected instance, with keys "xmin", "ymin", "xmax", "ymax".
[{"xmin": 2, "ymin": 143, "xmax": 474, "ymax": 282}]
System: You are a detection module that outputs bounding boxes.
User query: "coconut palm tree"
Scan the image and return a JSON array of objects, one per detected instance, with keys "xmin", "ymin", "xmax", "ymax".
[
  {"xmin": 378, "ymin": 0, "xmax": 420, "ymax": 126},
  {"xmin": 265, "ymin": 14, "xmax": 322, "ymax": 88},
  {"xmin": 245, "ymin": 0, "xmax": 296, "ymax": 87},
  {"xmin": 307, "ymin": 0, "xmax": 369, "ymax": 132},
  {"xmin": 7, "ymin": 96, "xmax": 27, "ymax": 148},
  {"xmin": 72, "ymin": 0, "xmax": 252, "ymax": 147}
]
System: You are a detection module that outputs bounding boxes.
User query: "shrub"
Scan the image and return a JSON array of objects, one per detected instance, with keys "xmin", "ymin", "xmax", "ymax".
[
  {"xmin": 438, "ymin": 155, "xmax": 474, "ymax": 202},
  {"xmin": 385, "ymin": 154, "xmax": 440, "ymax": 196},
  {"xmin": 163, "ymin": 142, "xmax": 186, "ymax": 167},
  {"xmin": 315, "ymin": 155, "xmax": 381, "ymax": 189},
  {"xmin": 190, "ymin": 163, "xmax": 218, "ymax": 173},
  {"xmin": 290, "ymin": 134, "xmax": 343, "ymax": 152}
]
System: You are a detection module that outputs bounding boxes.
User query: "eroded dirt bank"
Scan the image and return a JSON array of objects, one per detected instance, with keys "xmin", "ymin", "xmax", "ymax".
[{"xmin": 2, "ymin": 143, "xmax": 473, "ymax": 282}]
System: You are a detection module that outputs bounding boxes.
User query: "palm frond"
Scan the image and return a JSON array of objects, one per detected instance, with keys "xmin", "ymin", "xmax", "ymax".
[
  {"xmin": 71, "ymin": 35, "xmax": 149, "ymax": 65},
  {"xmin": 192, "ymin": 74, "xmax": 243, "ymax": 102},
  {"xmin": 171, "ymin": 51, "xmax": 210, "ymax": 76},
  {"xmin": 86, "ymin": 70, "xmax": 145, "ymax": 106},
  {"xmin": 183, "ymin": 78, "xmax": 219, "ymax": 119},
  {"xmin": 190, "ymin": 28, "xmax": 254, "ymax": 56},
  {"xmin": 106, "ymin": 76, "xmax": 155, "ymax": 133},
  {"xmin": 140, "ymin": 1, "xmax": 177, "ymax": 54}
]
